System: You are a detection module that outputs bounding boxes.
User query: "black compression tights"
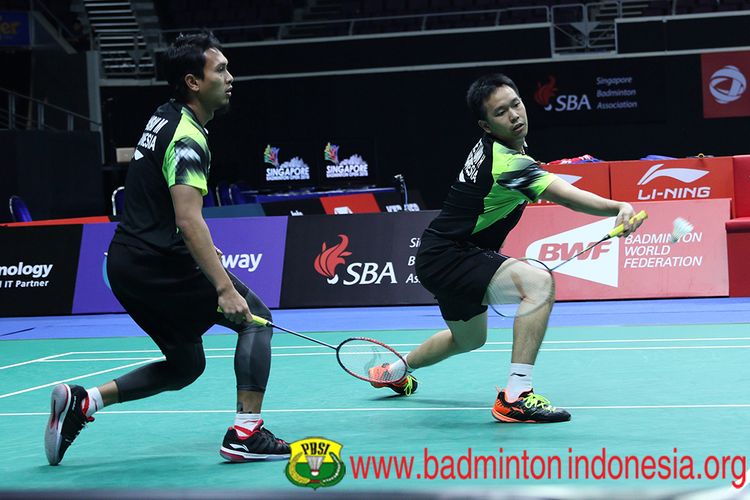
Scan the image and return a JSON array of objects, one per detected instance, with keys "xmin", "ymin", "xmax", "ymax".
[{"xmin": 115, "ymin": 283, "xmax": 273, "ymax": 403}]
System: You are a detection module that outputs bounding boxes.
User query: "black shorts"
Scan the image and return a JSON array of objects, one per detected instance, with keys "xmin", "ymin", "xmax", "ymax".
[
  {"xmin": 415, "ymin": 231, "xmax": 507, "ymax": 322},
  {"xmin": 107, "ymin": 241, "xmax": 249, "ymax": 352}
]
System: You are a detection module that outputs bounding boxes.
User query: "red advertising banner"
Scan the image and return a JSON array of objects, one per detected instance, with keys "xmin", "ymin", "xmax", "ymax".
[
  {"xmin": 502, "ymin": 199, "xmax": 730, "ymax": 300},
  {"xmin": 732, "ymin": 155, "xmax": 750, "ymax": 218},
  {"xmin": 535, "ymin": 162, "xmax": 611, "ymax": 205},
  {"xmin": 320, "ymin": 193, "xmax": 381, "ymax": 215},
  {"xmin": 609, "ymin": 157, "xmax": 734, "ymax": 202},
  {"xmin": 701, "ymin": 51, "xmax": 750, "ymax": 119}
]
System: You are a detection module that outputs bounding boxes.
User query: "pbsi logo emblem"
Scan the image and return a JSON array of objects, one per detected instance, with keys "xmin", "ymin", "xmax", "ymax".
[
  {"xmin": 636, "ymin": 163, "xmax": 710, "ymax": 200},
  {"xmin": 285, "ymin": 437, "xmax": 345, "ymax": 489},
  {"xmin": 526, "ymin": 218, "xmax": 620, "ymax": 287},
  {"xmin": 313, "ymin": 235, "xmax": 397, "ymax": 285}
]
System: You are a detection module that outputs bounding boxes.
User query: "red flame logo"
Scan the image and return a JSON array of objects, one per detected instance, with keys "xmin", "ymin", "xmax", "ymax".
[
  {"xmin": 314, "ymin": 235, "xmax": 352, "ymax": 281},
  {"xmin": 534, "ymin": 76, "xmax": 557, "ymax": 107}
]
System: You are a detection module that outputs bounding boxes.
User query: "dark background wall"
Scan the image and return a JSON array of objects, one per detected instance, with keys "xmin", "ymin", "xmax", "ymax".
[{"xmin": 101, "ymin": 52, "xmax": 750, "ymax": 209}]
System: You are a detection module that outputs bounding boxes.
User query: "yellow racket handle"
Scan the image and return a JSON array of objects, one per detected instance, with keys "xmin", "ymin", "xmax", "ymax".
[
  {"xmin": 607, "ymin": 210, "xmax": 648, "ymax": 238},
  {"xmin": 216, "ymin": 307, "xmax": 270, "ymax": 326}
]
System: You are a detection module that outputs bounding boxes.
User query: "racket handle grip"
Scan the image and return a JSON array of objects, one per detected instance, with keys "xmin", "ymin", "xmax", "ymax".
[
  {"xmin": 608, "ymin": 210, "xmax": 648, "ymax": 238},
  {"xmin": 216, "ymin": 306, "xmax": 270, "ymax": 326}
]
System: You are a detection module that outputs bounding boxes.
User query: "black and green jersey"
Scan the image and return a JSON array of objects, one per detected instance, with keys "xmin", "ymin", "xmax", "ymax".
[
  {"xmin": 425, "ymin": 134, "xmax": 557, "ymax": 250},
  {"xmin": 113, "ymin": 100, "xmax": 210, "ymax": 254}
]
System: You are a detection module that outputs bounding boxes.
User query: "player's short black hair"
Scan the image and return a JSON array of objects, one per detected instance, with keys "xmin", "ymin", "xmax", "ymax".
[
  {"xmin": 164, "ymin": 30, "xmax": 223, "ymax": 102},
  {"xmin": 466, "ymin": 73, "xmax": 520, "ymax": 121}
]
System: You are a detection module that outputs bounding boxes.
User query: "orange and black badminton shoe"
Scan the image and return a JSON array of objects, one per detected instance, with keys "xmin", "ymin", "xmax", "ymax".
[
  {"xmin": 368, "ymin": 363, "xmax": 418, "ymax": 396},
  {"xmin": 492, "ymin": 389, "xmax": 571, "ymax": 423}
]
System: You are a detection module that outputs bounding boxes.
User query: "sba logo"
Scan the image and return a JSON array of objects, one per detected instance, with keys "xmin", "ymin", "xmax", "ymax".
[{"xmin": 285, "ymin": 437, "xmax": 346, "ymax": 489}]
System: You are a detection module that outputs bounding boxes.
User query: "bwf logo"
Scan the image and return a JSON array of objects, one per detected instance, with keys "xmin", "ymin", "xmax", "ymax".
[
  {"xmin": 636, "ymin": 164, "xmax": 711, "ymax": 200},
  {"xmin": 526, "ymin": 218, "xmax": 619, "ymax": 287},
  {"xmin": 313, "ymin": 235, "xmax": 396, "ymax": 285}
]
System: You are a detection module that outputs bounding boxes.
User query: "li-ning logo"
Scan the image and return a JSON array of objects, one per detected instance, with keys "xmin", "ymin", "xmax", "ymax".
[
  {"xmin": 636, "ymin": 164, "xmax": 711, "ymax": 200},
  {"xmin": 313, "ymin": 235, "xmax": 397, "ymax": 286},
  {"xmin": 285, "ymin": 437, "xmax": 345, "ymax": 489},
  {"xmin": 709, "ymin": 65, "xmax": 747, "ymax": 104}
]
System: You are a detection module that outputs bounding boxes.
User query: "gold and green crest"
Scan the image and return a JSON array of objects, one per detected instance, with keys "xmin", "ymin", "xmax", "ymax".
[{"xmin": 285, "ymin": 437, "xmax": 345, "ymax": 489}]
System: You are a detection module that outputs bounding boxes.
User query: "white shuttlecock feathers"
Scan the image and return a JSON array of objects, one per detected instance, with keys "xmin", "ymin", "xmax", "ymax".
[{"xmin": 670, "ymin": 217, "xmax": 694, "ymax": 243}]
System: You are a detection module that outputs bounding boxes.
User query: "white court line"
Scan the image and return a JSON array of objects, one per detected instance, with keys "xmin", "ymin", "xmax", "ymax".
[
  {"xmin": 0, "ymin": 357, "xmax": 163, "ymax": 399},
  {"xmin": 25, "ymin": 344, "xmax": 750, "ymax": 364},
  {"xmin": 0, "ymin": 352, "xmax": 73, "ymax": 370},
  {"xmin": 2, "ymin": 403, "xmax": 750, "ymax": 417}
]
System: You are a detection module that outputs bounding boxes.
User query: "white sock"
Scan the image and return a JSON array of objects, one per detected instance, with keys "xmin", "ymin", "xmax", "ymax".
[
  {"xmin": 387, "ymin": 354, "xmax": 413, "ymax": 379},
  {"xmin": 84, "ymin": 387, "xmax": 103, "ymax": 418},
  {"xmin": 234, "ymin": 413, "xmax": 262, "ymax": 438},
  {"xmin": 505, "ymin": 363, "xmax": 534, "ymax": 401}
]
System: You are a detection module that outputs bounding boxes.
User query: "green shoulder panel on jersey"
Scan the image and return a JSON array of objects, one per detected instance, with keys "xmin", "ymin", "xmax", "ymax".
[
  {"xmin": 473, "ymin": 141, "xmax": 557, "ymax": 234},
  {"xmin": 162, "ymin": 107, "xmax": 210, "ymax": 196}
]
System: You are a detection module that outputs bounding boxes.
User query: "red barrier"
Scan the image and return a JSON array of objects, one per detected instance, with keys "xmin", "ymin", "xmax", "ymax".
[
  {"xmin": 732, "ymin": 155, "xmax": 750, "ymax": 218},
  {"xmin": 535, "ymin": 162, "xmax": 611, "ymax": 205},
  {"xmin": 609, "ymin": 157, "xmax": 734, "ymax": 203},
  {"xmin": 320, "ymin": 193, "xmax": 380, "ymax": 215},
  {"xmin": 726, "ymin": 217, "xmax": 750, "ymax": 297},
  {"xmin": 0, "ymin": 216, "xmax": 112, "ymax": 227},
  {"xmin": 502, "ymin": 199, "xmax": 731, "ymax": 300}
]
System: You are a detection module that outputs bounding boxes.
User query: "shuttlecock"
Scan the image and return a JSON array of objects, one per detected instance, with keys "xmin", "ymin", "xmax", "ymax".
[{"xmin": 670, "ymin": 217, "xmax": 694, "ymax": 243}]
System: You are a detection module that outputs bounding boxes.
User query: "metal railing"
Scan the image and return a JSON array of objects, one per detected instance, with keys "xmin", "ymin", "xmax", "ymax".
[
  {"xmin": 1, "ymin": 87, "xmax": 101, "ymax": 132},
  {"xmin": 158, "ymin": 5, "xmax": 552, "ymax": 45}
]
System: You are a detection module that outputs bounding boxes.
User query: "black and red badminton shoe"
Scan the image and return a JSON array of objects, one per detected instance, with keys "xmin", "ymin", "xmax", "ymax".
[
  {"xmin": 491, "ymin": 389, "xmax": 571, "ymax": 423},
  {"xmin": 219, "ymin": 420, "xmax": 291, "ymax": 462},
  {"xmin": 45, "ymin": 384, "xmax": 94, "ymax": 465}
]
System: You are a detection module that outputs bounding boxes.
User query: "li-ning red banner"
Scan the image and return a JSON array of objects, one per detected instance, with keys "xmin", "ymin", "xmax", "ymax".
[
  {"xmin": 609, "ymin": 157, "xmax": 734, "ymax": 203},
  {"xmin": 732, "ymin": 155, "xmax": 750, "ymax": 218},
  {"xmin": 534, "ymin": 162, "xmax": 611, "ymax": 205},
  {"xmin": 502, "ymin": 199, "xmax": 730, "ymax": 300},
  {"xmin": 701, "ymin": 51, "xmax": 750, "ymax": 119}
]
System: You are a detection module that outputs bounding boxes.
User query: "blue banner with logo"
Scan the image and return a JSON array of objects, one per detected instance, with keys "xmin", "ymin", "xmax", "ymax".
[
  {"xmin": 71, "ymin": 218, "xmax": 289, "ymax": 314},
  {"xmin": 0, "ymin": 12, "xmax": 30, "ymax": 46}
]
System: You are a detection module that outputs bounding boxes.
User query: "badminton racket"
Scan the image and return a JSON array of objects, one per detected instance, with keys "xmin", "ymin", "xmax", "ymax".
[
  {"xmin": 489, "ymin": 210, "xmax": 648, "ymax": 318},
  {"xmin": 224, "ymin": 311, "xmax": 408, "ymax": 385}
]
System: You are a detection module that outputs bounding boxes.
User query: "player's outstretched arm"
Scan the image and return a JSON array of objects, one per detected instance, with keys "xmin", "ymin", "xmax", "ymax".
[{"xmin": 539, "ymin": 178, "xmax": 643, "ymax": 237}]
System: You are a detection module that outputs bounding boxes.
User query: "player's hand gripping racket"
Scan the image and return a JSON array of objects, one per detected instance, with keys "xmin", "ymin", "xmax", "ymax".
[
  {"xmin": 488, "ymin": 210, "xmax": 648, "ymax": 318},
  {"xmin": 248, "ymin": 314, "xmax": 408, "ymax": 385}
]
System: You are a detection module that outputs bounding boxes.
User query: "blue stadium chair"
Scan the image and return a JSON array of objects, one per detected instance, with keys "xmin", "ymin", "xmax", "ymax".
[
  {"xmin": 203, "ymin": 188, "xmax": 217, "ymax": 207},
  {"xmin": 229, "ymin": 183, "xmax": 247, "ymax": 204},
  {"xmin": 111, "ymin": 186, "xmax": 125, "ymax": 216},
  {"xmin": 9, "ymin": 195, "xmax": 32, "ymax": 222},
  {"xmin": 215, "ymin": 182, "xmax": 232, "ymax": 206}
]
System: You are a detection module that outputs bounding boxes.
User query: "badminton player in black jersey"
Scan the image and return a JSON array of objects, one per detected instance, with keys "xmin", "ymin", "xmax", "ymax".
[
  {"xmin": 370, "ymin": 73, "xmax": 643, "ymax": 422},
  {"xmin": 44, "ymin": 31, "xmax": 291, "ymax": 465}
]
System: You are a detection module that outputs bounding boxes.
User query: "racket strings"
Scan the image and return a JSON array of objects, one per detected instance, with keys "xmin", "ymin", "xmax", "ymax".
[{"xmin": 336, "ymin": 339, "xmax": 407, "ymax": 383}]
